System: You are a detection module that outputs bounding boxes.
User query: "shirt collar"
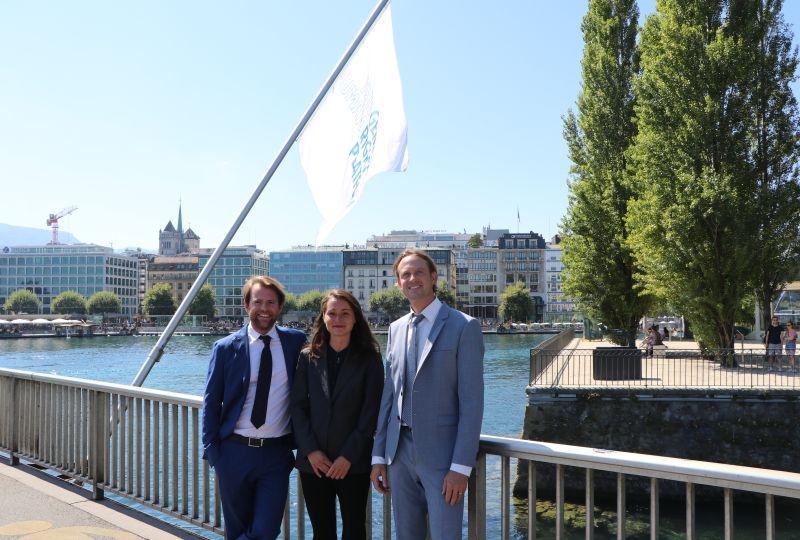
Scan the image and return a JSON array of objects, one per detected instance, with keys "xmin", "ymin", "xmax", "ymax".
[
  {"xmin": 413, "ymin": 297, "xmax": 442, "ymax": 323},
  {"xmin": 247, "ymin": 323, "xmax": 279, "ymax": 344}
]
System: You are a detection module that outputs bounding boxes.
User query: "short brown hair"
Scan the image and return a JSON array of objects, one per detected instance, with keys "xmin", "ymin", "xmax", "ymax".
[
  {"xmin": 392, "ymin": 249, "xmax": 438, "ymax": 293},
  {"xmin": 243, "ymin": 276, "xmax": 286, "ymax": 307}
]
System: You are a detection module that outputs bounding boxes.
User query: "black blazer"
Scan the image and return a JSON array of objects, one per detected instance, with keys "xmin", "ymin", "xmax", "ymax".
[{"xmin": 290, "ymin": 346, "xmax": 384, "ymax": 475}]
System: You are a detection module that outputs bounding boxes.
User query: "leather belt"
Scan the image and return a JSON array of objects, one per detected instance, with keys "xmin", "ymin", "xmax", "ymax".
[
  {"xmin": 228, "ymin": 433, "xmax": 291, "ymax": 448},
  {"xmin": 400, "ymin": 425, "xmax": 412, "ymax": 432}
]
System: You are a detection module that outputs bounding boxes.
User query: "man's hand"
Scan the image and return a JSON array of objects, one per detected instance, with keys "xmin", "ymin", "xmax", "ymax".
[
  {"xmin": 442, "ymin": 470, "xmax": 468, "ymax": 506},
  {"xmin": 370, "ymin": 464, "xmax": 390, "ymax": 494}
]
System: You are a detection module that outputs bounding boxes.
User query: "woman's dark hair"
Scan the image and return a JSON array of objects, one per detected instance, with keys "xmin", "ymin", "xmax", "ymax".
[{"xmin": 305, "ymin": 289, "xmax": 380, "ymax": 360}]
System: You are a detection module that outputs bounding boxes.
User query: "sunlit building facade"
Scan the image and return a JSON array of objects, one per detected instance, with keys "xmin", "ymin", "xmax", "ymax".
[{"xmin": 0, "ymin": 244, "xmax": 139, "ymax": 316}]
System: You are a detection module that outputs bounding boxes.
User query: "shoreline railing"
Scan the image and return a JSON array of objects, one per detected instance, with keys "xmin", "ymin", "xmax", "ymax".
[
  {"xmin": 531, "ymin": 347, "xmax": 800, "ymax": 391},
  {"xmin": 2, "ymin": 367, "xmax": 800, "ymax": 539}
]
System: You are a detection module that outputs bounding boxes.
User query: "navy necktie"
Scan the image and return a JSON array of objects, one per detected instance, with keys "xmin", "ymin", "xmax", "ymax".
[
  {"xmin": 401, "ymin": 313, "xmax": 425, "ymax": 427},
  {"xmin": 251, "ymin": 335, "xmax": 272, "ymax": 429}
]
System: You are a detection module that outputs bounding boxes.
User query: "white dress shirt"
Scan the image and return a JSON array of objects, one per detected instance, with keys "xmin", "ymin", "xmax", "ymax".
[{"xmin": 234, "ymin": 324, "xmax": 291, "ymax": 438}]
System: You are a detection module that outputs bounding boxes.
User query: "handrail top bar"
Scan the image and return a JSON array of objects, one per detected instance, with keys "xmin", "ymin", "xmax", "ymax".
[
  {"xmin": 481, "ymin": 434, "xmax": 800, "ymax": 495},
  {"xmin": 0, "ymin": 367, "xmax": 202, "ymax": 407}
]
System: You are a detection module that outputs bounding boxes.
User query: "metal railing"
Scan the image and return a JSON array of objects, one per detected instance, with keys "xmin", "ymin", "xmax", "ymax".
[
  {"xmin": 2, "ymin": 366, "xmax": 800, "ymax": 539},
  {"xmin": 531, "ymin": 348, "xmax": 800, "ymax": 390}
]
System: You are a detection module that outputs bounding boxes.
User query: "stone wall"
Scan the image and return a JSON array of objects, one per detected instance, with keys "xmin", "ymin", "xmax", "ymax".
[{"xmin": 514, "ymin": 389, "xmax": 800, "ymax": 502}]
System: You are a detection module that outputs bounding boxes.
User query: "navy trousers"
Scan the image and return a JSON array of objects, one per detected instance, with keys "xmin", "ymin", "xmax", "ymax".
[{"xmin": 214, "ymin": 438, "xmax": 294, "ymax": 539}]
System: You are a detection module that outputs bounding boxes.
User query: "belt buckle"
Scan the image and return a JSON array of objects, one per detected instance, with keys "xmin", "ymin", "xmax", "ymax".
[{"xmin": 247, "ymin": 437, "xmax": 262, "ymax": 448}]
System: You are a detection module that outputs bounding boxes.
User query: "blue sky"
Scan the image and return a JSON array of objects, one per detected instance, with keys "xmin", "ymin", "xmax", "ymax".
[{"xmin": 2, "ymin": 1, "xmax": 799, "ymax": 253}]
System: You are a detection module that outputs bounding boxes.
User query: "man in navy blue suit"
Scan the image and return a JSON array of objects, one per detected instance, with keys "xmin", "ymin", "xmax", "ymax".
[{"xmin": 202, "ymin": 276, "xmax": 307, "ymax": 539}]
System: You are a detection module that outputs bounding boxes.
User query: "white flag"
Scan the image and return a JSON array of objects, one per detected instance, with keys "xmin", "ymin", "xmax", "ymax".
[{"xmin": 299, "ymin": 5, "xmax": 408, "ymax": 245}]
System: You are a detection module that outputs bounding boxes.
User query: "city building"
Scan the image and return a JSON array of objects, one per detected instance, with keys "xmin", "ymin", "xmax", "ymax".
[
  {"xmin": 268, "ymin": 247, "xmax": 345, "ymax": 296},
  {"xmin": 465, "ymin": 247, "xmax": 500, "ymax": 320},
  {"xmin": 158, "ymin": 204, "xmax": 200, "ymax": 256},
  {"xmin": 497, "ymin": 232, "xmax": 547, "ymax": 321},
  {"xmin": 544, "ymin": 243, "xmax": 578, "ymax": 322},
  {"xmin": 0, "ymin": 244, "xmax": 139, "ymax": 316},
  {"xmin": 121, "ymin": 248, "xmax": 154, "ymax": 315},
  {"xmin": 146, "ymin": 255, "xmax": 200, "ymax": 305},
  {"xmin": 366, "ymin": 228, "xmax": 507, "ymax": 310},
  {"xmin": 196, "ymin": 246, "xmax": 268, "ymax": 319},
  {"xmin": 342, "ymin": 246, "xmax": 456, "ymax": 312}
]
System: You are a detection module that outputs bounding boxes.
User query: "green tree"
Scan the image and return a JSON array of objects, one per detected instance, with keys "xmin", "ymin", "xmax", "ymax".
[
  {"xmin": 738, "ymin": 0, "xmax": 800, "ymax": 333},
  {"xmin": 51, "ymin": 291, "xmax": 87, "ymax": 315},
  {"xmin": 87, "ymin": 291, "xmax": 122, "ymax": 315},
  {"xmin": 143, "ymin": 284, "xmax": 177, "ymax": 316},
  {"xmin": 561, "ymin": 0, "xmax": 645, "ymax": 346},
  {"xmin": 467, "ymin": 233, "xmax": 484, "ymax": 248},
  {"xmin": 4, "ymin": 289, "xmax": 40, "ymax": 314},
  {"xmin": 298, "ymin": 289, "xmax": 326, "ymax": 314},
  {"xmin": 283, "ymin": 292, "xmax": 299, "ymax": 312},
  {"xmin": 188, "ymin": 284, "xmax": 216, "ymax": 318},
  {"xmin": 368, "ymin": 288, "xmax": 409, "ymax": 320},
  {"xmin": 628, "ymin": 0, "xmax": 799, "ymax": 351},
  {"xmin": 435, "ymin": 280, "xmax": 457, "ymax": 307},
  {"xmin": 498, "ymin": 282, "xmax": 534, "ymax": 322}
]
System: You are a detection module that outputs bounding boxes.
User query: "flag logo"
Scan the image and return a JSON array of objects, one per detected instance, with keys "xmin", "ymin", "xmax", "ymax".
[{"xmin": 299, "ymin": 5, "xmax": 408, "ymax": 245}]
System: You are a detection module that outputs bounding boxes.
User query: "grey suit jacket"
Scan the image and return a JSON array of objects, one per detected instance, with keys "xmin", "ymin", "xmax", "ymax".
[{"xmin": 372, "ymin": 303, "xmax": 484, "ymax": 470}]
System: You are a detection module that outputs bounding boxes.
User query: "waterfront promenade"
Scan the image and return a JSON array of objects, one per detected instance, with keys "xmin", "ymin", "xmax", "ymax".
[
  {"xmin": 0, "ymin": 459, "xmax": 200, "ymax": 539},
  {"xmin": 534, "ymin": 334, "xmax": 800, "ymax": 391}
]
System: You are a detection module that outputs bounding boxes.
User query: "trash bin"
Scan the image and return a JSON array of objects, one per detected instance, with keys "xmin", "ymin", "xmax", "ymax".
[{"xmin": 592, "ymin": 347, "xmax": 642, "ymax": 380}]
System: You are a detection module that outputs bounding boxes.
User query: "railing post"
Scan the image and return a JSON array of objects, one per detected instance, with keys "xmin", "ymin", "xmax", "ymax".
[
  {"xmin": 9, "ymin": 377, "xmax": 19, "ymax": 466},
  {"xmin": 89, "ymin": 389, "xmax": 108, "ymax": 500},
  {"xmin": 468, "ymin": 451, "xmax": 486, "ymax": 540}
]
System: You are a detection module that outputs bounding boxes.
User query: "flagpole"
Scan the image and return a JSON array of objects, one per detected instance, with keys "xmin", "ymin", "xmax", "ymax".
[{"xmin": 132, "ymin": 0, "xmax": 393, "ymax": 386}]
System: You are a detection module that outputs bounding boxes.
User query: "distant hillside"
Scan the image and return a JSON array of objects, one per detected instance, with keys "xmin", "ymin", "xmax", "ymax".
[{"xmin": 0, "ymin": 223, "xmax": 81, "ymax": 247}]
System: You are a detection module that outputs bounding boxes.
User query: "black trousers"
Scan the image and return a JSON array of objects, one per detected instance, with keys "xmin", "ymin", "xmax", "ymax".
[{"xmin": 299, "ymin": 471, "xmax": 370, "ymax": 540}]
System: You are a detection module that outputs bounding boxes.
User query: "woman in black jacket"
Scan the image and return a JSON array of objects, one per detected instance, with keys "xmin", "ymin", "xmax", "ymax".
[{"xmin": 290, "ymin": 289, "xmax": 384, "ymax": 540}]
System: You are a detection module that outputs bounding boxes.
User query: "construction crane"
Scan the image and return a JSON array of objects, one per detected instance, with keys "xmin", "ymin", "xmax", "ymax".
[{"xmin": 46, "ymin": 206, "xmax": 78, "ymax": 244}]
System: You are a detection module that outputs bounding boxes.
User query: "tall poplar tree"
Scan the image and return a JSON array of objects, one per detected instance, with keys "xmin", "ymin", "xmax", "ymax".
[
  {"xmin": 561, "ymin": 0, "xmax": 645, "ymax": 345},
  {"xmin": 736, "ymin": 0, "xmax": 800, "ymax": 332},
  {"xmin": 628, "ymin": 0, "xmax": 800, "ymax": 351}
]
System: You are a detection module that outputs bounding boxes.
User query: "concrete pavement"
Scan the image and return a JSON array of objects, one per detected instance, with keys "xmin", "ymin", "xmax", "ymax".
[{"xmin": 0, "ymin": 458, "xmax": 207, "ymax": 540}]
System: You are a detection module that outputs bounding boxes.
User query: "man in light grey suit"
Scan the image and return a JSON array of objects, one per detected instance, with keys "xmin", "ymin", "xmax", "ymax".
[{"xmin": 371, "ymin": 249, "xmax": 484, "ymax": 540}]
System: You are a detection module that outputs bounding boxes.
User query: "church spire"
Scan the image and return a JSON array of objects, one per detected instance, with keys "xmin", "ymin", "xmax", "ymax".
[{"xmin": 177, "ymin": 200, "xmax": 185, "ymax": 254}]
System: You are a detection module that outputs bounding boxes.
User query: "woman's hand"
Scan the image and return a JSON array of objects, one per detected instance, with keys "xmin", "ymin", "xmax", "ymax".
[
  {"xmin": 325, "ymin": 456, "xmax": 352, "ymax": 480},
  {"xmin": 307, "ymin": 450, "xmax": 332, "ymax": 477}
]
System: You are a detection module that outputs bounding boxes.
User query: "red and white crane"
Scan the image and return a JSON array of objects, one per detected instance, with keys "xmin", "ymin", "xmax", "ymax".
[{"xmin": 46, "ymin": 206, "xmax": 78, "ymax": 244}]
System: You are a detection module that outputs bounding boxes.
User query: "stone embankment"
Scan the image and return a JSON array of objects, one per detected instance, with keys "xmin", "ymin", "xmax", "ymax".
[{"xmin": 516, "ymin": 336, "xmax": 800, "ymax": 502}]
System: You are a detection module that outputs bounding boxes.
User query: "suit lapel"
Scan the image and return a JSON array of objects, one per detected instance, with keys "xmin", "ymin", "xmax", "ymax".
[
  {"xmin": 417, "ymin": 304, "xmax": 449, "ymax": 371},
  {"xmin": 276, "ymin": 327, "xmax": 297, "ymax": 387},
  {"xmin": 234, "ymin": 327, "xmax": 251, "ymax": 389},
  {"xmin": 315, "ymin": 349, "xmax": 331, "ymax": 401}
]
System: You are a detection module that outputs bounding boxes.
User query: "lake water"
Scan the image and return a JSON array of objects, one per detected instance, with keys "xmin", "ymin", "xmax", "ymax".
[{"xmin": 0, "ymin": 332, "xmax": 541, "ymax": 439}]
